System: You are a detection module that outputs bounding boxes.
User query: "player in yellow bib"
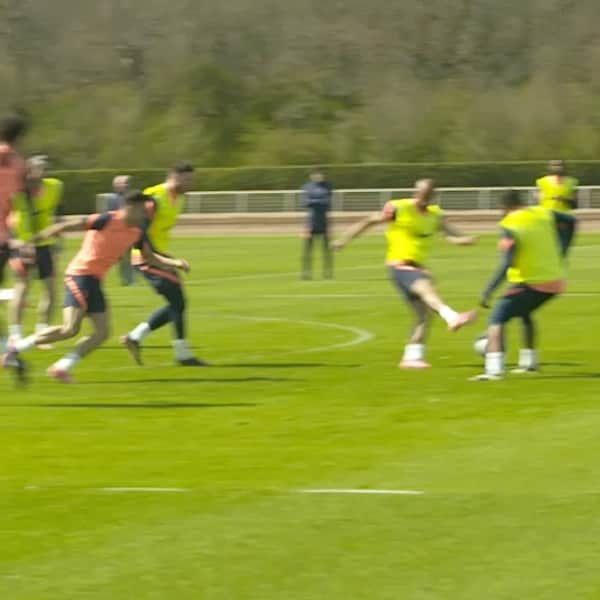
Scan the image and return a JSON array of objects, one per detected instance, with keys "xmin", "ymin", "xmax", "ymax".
[
  {"xmin": 8, "ymin": 156, "xmax": 62, "ymax": 344},
  {"xmin": 121, "ymin": 163, "xmax": 205, "ymax": 366},
  {"xmin": 472, "ymin": 190, "xmax": 576, "ymax": 381},
  {"xmin": 536, "ymin": 160, "xmax": 578, "ymax": 213},
  {"xmin": 333, "ymin": 179, "xmax": 478, "ymax": 369}
]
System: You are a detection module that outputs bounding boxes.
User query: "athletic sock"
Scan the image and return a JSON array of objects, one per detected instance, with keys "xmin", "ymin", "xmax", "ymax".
[
  {"xmin": 53, "ymin": 353, "xmax": 81, "ymax": 372},
  {"xmin": 174, "ymin": 339, "xmax": 194, "ymax": 360},
  {"xmin": 438, "ymin": 305, "xmax": 459, "ymax": 325},
  {"xmin": 8, "ymin": 324, "xmax": 22, "ymax": 341},
  {"xmin": 15, "ymin": 334, "xmax": 37, "ymax": 353},
  {"xmin": 402, "ymin": 343, "xmax": 425, "ymax": 361},
  {"xmin": 518, "ymin": 348, "xmax": 538, "ymax": 370},
  {"xmin": 35, "ymin": 323, "xmax": 48, "ymax": 335},
  {"xmin": 485, "ymin": 352, "xmax": 505, "ymax": 377},
  {"xmin": 129, "ymin": 322, "xmax": 151, "ymax": 343}
]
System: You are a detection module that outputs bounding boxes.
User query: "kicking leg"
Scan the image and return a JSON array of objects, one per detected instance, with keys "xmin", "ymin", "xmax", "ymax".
[{"xmin": 411, "ymin": 277, "xmax": 477, "ymax": 331}]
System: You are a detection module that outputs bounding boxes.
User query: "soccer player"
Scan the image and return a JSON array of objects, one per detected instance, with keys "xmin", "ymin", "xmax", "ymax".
[
  {"xmin": 2, "ymin": 190, "xmax": 191, "ymax": 383},
  {"xmin": 536, "ymin": 160, "xmax": 578, "ymax": 212},
  {"xmin": 332, "ymin": 179, "xmax": 477, "ymax": 369},
  {"xmin": 8, "ymin": 156, "xmax": 63, "ymax": 344},
  {"xmin": 0, "ymin": 114, "xmax": 27, "ymax": 286},
  {"xmin": 301, "ymin": 168, "xmax": 333, "ymax": 280},
  {"xmin": 121, "ymin": 163, "xmax": 204, "ymax": 366},
  {"xmin": 472, "ymin": 190, "xmax": 575, "ymax": 381},
  {"xmin": 0, "ymin": 114, "xmax": 27, "ymax": 351}
]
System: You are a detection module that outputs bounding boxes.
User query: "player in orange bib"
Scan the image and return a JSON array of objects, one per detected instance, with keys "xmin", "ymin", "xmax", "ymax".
[{"xmin": 2, "ymin": 190, "xmax": 191, "ymax": 384}]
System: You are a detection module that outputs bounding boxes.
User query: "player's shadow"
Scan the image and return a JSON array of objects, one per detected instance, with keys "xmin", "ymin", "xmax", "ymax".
[
  {"xmin": 217, "ymin": 362, "xmax": 361, "ymax": 369},
  {"xmin": 17, "ymin": 402, "xmax": 257, "ymax": 410},
  {"xmin": 456, "ymin": 362, "xmax": 585, "ymax": 369},
  {"xmin": 81, "ymin": 376, "xmax": 302, "ymax": 385},
  {"xmin": 535, "ymin": 373, "xmax": 600, "ymax": 380}
]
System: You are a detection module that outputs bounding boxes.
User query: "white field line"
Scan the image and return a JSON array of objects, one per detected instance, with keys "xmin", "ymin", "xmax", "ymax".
[
  {"xmin": 231, "ymin": 315, "xmax": 375, "ymax": 354},
  {"xmin": 298, "ymin": 489, "xmax": 424, "ymax": 496},
  {"xmin": 99, "ymin": 487, "xmax": 190, "ymax": 493}
]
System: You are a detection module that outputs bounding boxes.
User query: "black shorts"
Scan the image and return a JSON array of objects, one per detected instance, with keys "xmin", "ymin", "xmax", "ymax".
[
  {"xmin": 11, "ymin": 245, "xmax": 55, "ymax": 280},
  {"xmin": 0, "ymin": 242, "xmax": 9, "ymax": 284},
  {"xmin": 64, "ymin": 274, "xmax": 106, "ymax": 314},
  {"xmin": 388, "ymin": 265, "xmax": 431, "ymax": 301},
  {"xmin": 136, "ymin": 263, "xmax": 182, "ymax": 295},
  {"xmin": 490, "ymin": 285, "xmax": 557, "ymax": 325}
]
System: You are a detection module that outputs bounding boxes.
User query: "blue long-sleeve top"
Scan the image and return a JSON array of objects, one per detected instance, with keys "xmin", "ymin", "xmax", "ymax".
[
  {"xmin": 482, "ymin": 211, "xmax": 576, "ymax": 300},
  {"xmin": 302, "ymin": 181, "xmax": 332, "ymax": 233}
]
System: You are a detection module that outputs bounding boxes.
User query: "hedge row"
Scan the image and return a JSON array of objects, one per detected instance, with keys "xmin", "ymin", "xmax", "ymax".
[{"xmin": 52, "ymin": 162, "xmax": 600, "ymax": 214}]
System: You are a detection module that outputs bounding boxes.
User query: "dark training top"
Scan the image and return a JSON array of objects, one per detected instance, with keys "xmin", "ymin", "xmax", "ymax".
[{"xmin": 302, "ymin": 181, "xmax": 332, "ymax": 233}]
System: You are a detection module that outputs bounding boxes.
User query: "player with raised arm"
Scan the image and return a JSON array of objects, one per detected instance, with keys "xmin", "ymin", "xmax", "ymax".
[
  {"xmin": 121, "ymin": 162, "xmax": 205, "ymax": 366},
  {"xmin": 333, "ymin": 179, "xmax": 477, "ymax": 369},
  {"xmin": 2, "ymin": 190, "xmax": 190, "ymax": 384},
  {"xmin": 472, "ymin": 190, "xmax": 575, "ymax": 381}
]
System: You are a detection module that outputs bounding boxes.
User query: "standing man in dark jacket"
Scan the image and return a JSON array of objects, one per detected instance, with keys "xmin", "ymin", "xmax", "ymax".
[{"xmin": 301, "ymin": 168, "xmax": 333, "ymax": 280}]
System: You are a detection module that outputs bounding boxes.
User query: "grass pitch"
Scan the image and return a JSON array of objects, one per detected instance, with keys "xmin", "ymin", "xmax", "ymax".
[{"xmin": 2, "ymin": 233, "xmax": 600, "ymax": 599}]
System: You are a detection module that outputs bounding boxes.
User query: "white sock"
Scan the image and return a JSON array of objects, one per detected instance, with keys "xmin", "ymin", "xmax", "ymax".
[
  {"xmin": 15, "ymin": 334, "xmax": 37, "ymax": 353},
  {"xmin": 35, "ymin": 323, "xmax": 49, "ymax": 335},
  {"xmin": 485, "ymin": 352, "xmax": 505, "ymax": 376},
  {"xmin": 174, "ymin": 339, "xmax": 194, "ymax": 360},
  {"xmin": 53, "ymin": 353, "xmax": 81, "ymax": 372},
  {"xmin": 8, "ymin": 324, "xmax": 22, "ymax": 340},
  {"xmin": 129, "ymin": 322, "xmax": 151, "ymax": 343},
  {"xmin": 438, "ymin": 305, "xmax": 459, "ymax": 325},
  {"xmin": 0, "ymin": 288, "xmax": 14, "ymax": 302},
  {"xmin": 402, "ymin": 343, "xmax": 425, "ymax": 361},
  {"xmin": 518, "ymin": 348, "xmax": 538, "ymax": 369}
]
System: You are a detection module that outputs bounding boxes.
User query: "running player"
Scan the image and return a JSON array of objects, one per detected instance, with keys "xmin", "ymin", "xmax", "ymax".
[
  {"xmin": 8, "ymin": 156, "xmax": 63, "ymax": 343},
  {"xmin": 2, "ymin": 190, "xmax": 191, "ymax": 383},
  {"xmin": 121, "ymin": 162, "xmax": 204, "ymax": 366},
  {"xmin": 472, "ymin": 190, "xmax": 575, "ymax": 381},
  {"xmin": 0, "ymin": 114, "xmax": 27, "ymax": 285},
  {"xmin": 0, "ymin": 115, "xmax": 27, "ymax": 351},
  {"xmin": 332, "ymin": 179, "xmax": 477, "ymax": 369},
  {"xmin": 536, "ymin": 160, "xmax": 578, "ymax": 213}
]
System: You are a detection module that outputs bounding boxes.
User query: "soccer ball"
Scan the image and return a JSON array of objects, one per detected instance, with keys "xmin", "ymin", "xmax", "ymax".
[{"xmin": 473, "ymin": 334, "xmax": 488, "ymax": 357}]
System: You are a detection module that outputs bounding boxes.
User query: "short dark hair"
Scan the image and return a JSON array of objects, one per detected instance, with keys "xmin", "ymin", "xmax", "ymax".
[
  {"xmin": 501, "ymin": 189, "xmax": 523, "ymax": 209},
  {"xmin": 310, "ymin": 166, "xmax": 323, "ymax": 175},
  {"xmin": 123, "ymin": 190, "xmax": 149, "ymax": 205},
  {"xmin": 0, "ymin": 114, "xmax": 28, "ymax": 144},
  {"xmin": 170, "ymin": 162, "xmax": 194, "ymax": 175}
]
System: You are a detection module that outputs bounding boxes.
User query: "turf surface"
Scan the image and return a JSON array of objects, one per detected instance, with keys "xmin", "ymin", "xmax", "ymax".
[{"xmin": 1, "ymin": 233, "xmax": 600, "ymax": 599}]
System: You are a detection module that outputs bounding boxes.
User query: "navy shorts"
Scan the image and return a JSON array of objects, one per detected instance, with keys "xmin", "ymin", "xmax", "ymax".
[
  {"xmin": 388, "ymin": 265, "xmax": 431, "ymax": 301},
  {"xmin": 64, "ymin": 275, "xmax": 106, "ymax": 314},
  {"xmin": 0, "ymin": 242, "xmax": 9, "ymax": 284},
  {"xmin": 490, "ymin": 285, "xmax": 557, "ymax": 325},
  {"xmin": 11, "ymin": 245, "xmax": 55, "ymax": 280},
  {"xmin": 136, "ymin": 264, "xmax": 181, "ymax": 294}
]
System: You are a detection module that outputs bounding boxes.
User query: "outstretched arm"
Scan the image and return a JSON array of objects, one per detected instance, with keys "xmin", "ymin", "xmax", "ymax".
[
  {"xmin": 331, "ymin": 212, "xmax": 385, "ymax": 251},
  {"xmin": 141, "ymin": 240, "xmax": 190, "ymax": 273},
  {"xmin": 480, "ymin": 232, "xmax": 516, "ymax": 308},
  {"xmin": 30, "ymin": 216, "xmax": 88, "ymax": 243},
  {"xmin": 440, "ymin": 218, "xmax": 477, "ymax": 245}
]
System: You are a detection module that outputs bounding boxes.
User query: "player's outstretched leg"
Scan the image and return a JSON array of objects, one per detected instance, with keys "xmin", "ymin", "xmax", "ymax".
[
  {"xmin": 48, "ymin": 311, "xmax": 109, "ymax": 383},
  {"xmin": 399, "ymin": 298, "xmax": 431, "ymax": 369},
  {"xmin": 3, "ymin": 306, "xmax": 84, "ymax": 384},
  {"xmin": 410, "ymin": 278, "xmax": 477, "ymax": 331},
  {"xmin": 122, "ymin": 272, "xmax": 206, "ymax": 366}
]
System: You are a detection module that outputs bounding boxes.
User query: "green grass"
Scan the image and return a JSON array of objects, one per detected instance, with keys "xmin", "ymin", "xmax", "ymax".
[{"xmin": 2, "ymin": 233, "xmax": 600, "ymax": 599}]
